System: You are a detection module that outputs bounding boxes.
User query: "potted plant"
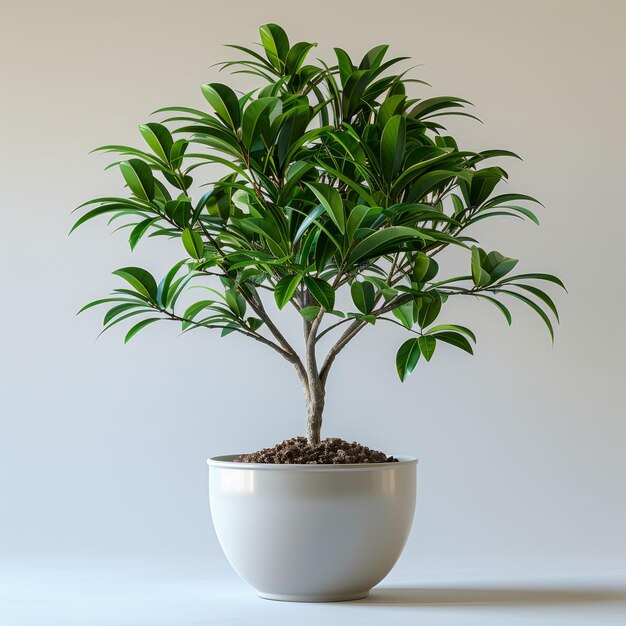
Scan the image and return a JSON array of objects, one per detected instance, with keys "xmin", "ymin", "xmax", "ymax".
[{"xmin": 73, "ymin": 24, "xmax": 564, "ymax": 602}]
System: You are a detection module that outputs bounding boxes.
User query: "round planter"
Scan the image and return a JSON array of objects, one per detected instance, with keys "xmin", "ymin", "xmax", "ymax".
[{"xmin": 208, "ymin": 454, "xmax": 417, "ymax": 602}]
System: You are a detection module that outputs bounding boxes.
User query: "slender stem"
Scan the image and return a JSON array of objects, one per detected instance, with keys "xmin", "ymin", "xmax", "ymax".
[
  {"xmin": 303, "ymin": 291, "xmax": 325, "ymax": 445},
  {"xmin": 315, "ymin": 317, "xmax": 350, "ymax": 342},
  {"xmin": 160, "ymin": 309, "xmax": 294, "ymax": 361},
  {"xmin": 319, "ymin": 293, "xmax": 412, "ymax": 385}
]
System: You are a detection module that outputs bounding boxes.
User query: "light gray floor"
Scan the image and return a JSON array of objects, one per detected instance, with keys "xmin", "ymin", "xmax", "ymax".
[{"xmin": 2, "ymin": 559, "xmax": 625, "ymax": 626}]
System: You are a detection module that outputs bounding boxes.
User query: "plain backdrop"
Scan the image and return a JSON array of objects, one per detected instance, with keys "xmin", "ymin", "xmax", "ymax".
[{"xmin": 1, "ymin": 0, "xmax": 625, "ymax": 581}]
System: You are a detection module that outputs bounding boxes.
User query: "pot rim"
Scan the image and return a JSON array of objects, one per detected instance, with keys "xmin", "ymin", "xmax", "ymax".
[{"xmin": 207, "ymin": 454, "xmax": 418, "ymax": 471}]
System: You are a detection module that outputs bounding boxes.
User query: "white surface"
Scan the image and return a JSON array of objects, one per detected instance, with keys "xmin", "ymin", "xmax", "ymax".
[
  {"xmin": 208, "ymin": 456, "xmax": 416, "ymax": 600},
  {"xmin": 1, "ymin": 559, "xmax": 625, "ymax": 626}
]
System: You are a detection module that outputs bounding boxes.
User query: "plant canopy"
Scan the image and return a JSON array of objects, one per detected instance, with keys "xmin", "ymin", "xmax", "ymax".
[{"xmin": 74, "ymin": 24, "xmax": 564, "ymax": 445}]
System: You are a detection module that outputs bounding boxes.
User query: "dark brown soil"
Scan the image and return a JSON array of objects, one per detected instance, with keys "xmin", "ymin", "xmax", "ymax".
[{"xmin": 234, "ymin": 437, "xmax": 398, "ymax": 464}]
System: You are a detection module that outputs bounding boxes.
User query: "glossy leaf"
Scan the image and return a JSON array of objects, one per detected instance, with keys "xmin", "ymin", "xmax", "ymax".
[
  {"xmin": 347, "ymin": 227, "xmax": 433, "ymax": 265},
  {"xmin": 112, "ymin": 267, "xmax": 158, "ymax": 302},
  {"xmin": 182, "ymin": 228, "xmax": 204, "ymax": 259},
  {"xmin": 124, "ymin": 318, "xmax": 161, "ymax": 343},
  {"xmin": 418, "ymin": 335, "xmax": 437, "ymax": 361},
  {"xmin": 478, "ymin": 295, "xmax": 513, "ymax": 325},
  {"xmin": 396, "ymin": 338, "xmax": 421, "ymax": 381},
  {"xmin": 201, "ymin": 83, "xmax": 241, "ymax": 129},
  {"xmin": 259, "ymin": 23, "xmax": 290, "ymax": 70},
  {"xmin": 417, "ymin": 293, "xmax": 442, "ymax": 328},
  {"xmin": 139, "ymin": 123, "xmax": 173, "ymax": 162},
  {"xmin": 392, "ymin": 301, "xmax": 416, "ymax": 329},
  {"xmin": 427, "ymin": 324, "xmax": 476, "ymax": 343},
  {"xmin": 431, "ymin": 331, "xmax": 473, "ymax": 354},
  {"xmin": 498, "ymin": 289, "xmax": 555, "ymax": 341},
  {"xmin": 350, "ymin": 280, "xmax": 375, "ymax": 314},
  {"xmin": 305, "ymin": 182, "xmax": 345, "ymax": 233},
  {"xmin": 380, "ymin": 115, "xmax": 406, "ymax": 182},
  {"xmin": 274, "ymin": 274, "xmax": 302, "ymax": 310},
  {"xmin": 119, "ymin": 159, "xmax": 154, "ymax": 201},
  {"xmin": 304, "ymin": 276, "xmax": 335, "ymax": 311},
  {"xmin": 300, "ymin": 305, "xmax": 321, "ymax": 321},
  {"xmin": 471, "ymin": 246, "xmax": 491, "ymax": 287}
]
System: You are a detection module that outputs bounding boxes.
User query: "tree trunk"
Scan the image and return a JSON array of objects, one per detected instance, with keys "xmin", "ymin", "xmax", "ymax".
[
  {"xmin": 306, "ymin": 387, "xmax": 324, "ymax": 446},
  {"xmin": 301, "ymin": 289, "xmax": 326, "ymax": 446}
]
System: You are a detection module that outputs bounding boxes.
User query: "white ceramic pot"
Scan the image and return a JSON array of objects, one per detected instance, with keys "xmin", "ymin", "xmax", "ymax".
[{"xmin": 208, "ymin": 454, "xmax": 417, "ymax": 602}]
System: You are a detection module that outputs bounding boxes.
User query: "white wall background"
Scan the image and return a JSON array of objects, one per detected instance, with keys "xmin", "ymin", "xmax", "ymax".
[{"xmin": 1, "ymin": 0, "xmax": 625, "ymax": 575}]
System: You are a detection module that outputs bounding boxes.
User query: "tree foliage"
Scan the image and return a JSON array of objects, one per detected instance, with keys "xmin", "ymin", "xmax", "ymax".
[{"xmin": 73, "ymin": 24, "xmax": 564, "ymax": 443}]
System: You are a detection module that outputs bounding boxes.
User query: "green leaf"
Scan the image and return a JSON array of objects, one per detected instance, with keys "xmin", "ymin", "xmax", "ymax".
[
  {"xmin": 484, "ymin": 251, "xmax": 518, "ymax": 281},
  {"xmin": 431, "ymin": 331, "xmax": 473, "ymax": 354},
  {"xmin": 103, "ymin": 302, "xmax": 146, "ymax": 326},
  {"xmin": 77, "ymin": 297, "xmax": 139, "ymax": 315},
  {"xmin": 221, "ymin": 323, "xmax": 240, "ymax": 337},
  {"xmin": 499, "ymin": 289, "xmax": 555, "ymax": 341},
  {"xmin": 418, "ymin": 335, "xmax": 437, "ymax": 361},
  {"xmin": 201, "ymin": 83, "xmax": 241, "ymax": 129},
  {"xmin": 380, "ymin": 115, "xmax": 406, "ymax": 182},
  {"xmin": 112, "ymin": 267, "xmax": 158, "ymax": 302},
  {"xmin": 480, "ymin": 205, "xmax": 540, "ymax": 225},
  {"xmin": 274, "ymin": 274, "xmax": 302, "ymax": 310},
  {"xmin": 462, "ymin": 168, "xmax": 504, "ymax": 207},
  {"xmin": 304, "ymin": 276, "xmax": 335, "ymax": 311},
  {"xmin": 119, "ymin": 159, "xmax": 154, "ymax": 201},
  {"xmin": 427, "ymin": 324, "xmax": 476, "ymax": 343},
  {"xmin": 169, "ymin": 139, "xmax": 188, "ymax": 169},
  {"xmin": 481, "ymin": 193, "xmax": 543, "ymax": 211},
  {"xmin": 471, "ymin": 246, "xmax": 491, "ymax": 287},
  {"xmin": 241, "ymin": 97, "xmax": 278, "ymax": 149},
  {"xmin": 247, "ymin": 317, "xmax": 264, "ymax": 332},
  {"xmin": 300, "ymin": 305, "xmax": 321, "ymax": 321},
  {"xmin": 139, "ymin": 123, "xmax": 173, "ymax": 162},
  {"xmin": 294, "ymin": 203, "xmax": 326, "ymax": 243},
  {"xmin": 392, "ymin": 301, "xmax": 416, "ymax": 329},
  {"xmin": 417, "ymin": 293, "xmax": 442, "ymax": 328},
  {"xmin": 334, "ymin": 47, "xmax": 354, "ymax": 86},
  {"xmin": 70, "ymin": 204, "xmax": 141, "ymax": 234},
  {"xmin": 183, "ymin": 300, "xmax": 216, "ymax": 322},
  {"xmin": 378, "ymin": 94, "xmax": 407, "ymax": 128},
  {"xmin": 514, "ymin": 284, "xmax": 560, "ymax": 322},
  {"xmin": 396, "ymin": 338, "xmax": 421, "ymax": 381},
  {"xmin": 124, "ymin": 318, "xmax": 161, "ymax": 343},
  {"xmin": 409, "ymin": 96, "xmax": 471, "ymax": 119},
  {"xmin": 182, "ymin": 228, "xmax": 204, "ymax": 259},
  {"xmin": 347, "ymin": 226, "xmax": 433, "ymax": 265},
  {"xmin": 305, "ymin": 182, "xmax": 345, "ymax": 233},
  {"xmin": 259, "ymin": 23, "xmax": 290, "ymax": 70},
  {"xmin": 129, "ymin": 217, "xmax": 157, "ymax": 251},
  {"xmin": 412, "ymin": 252, "xmax": 438, "ymax": 283},
  {"xmin": 501, "ymin": 273, "xmax": 566, "ymax": 290},
  {"xmin": 225, "ymin": 289, "xmax": 246, "ymax": 317},
  {"xmin": 285, "ymin": 41, "xmax": 316, "ymax": 75},
  {"xmin": 350, "ymin": 280, "xmax": 375, "ymax": 314},
  {"xmin": 477, "ymin": 294, "xmax": 513, "ymax": 325},
  {"xmin": 346, "ymin": 205, "xmax": 373, "ymax": 242},
  {"xmin": 158, "ymin": 260, "xmax": 187, "ymax": 308}
]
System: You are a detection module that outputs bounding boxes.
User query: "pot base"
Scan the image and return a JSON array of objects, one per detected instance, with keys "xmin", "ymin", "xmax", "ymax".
[{"xmin": 257, "ymin": 590, "xmax": 369, "ymax": 603}]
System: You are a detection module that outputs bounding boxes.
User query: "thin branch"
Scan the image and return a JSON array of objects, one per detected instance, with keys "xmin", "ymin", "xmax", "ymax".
[
  {"xmin": 194, "ymin": 223, "xmax": 307, "ymax": 378},
  {"xmin": 318, "ymin": 293, "xmax": 413, "ymax": 385},
  {"xmin": 319, "ymin": 318, "xmax": 365, "ymax": 386},
  {"xmin": 315, "ymin": 317, "xmax": 351, "ymax": 342},
  {"xmin": 161, "ymin": 309, "xmax": 295, "ymax": 362},
  {"xmin": 378, "ymin": 316, "xmax": 422, "ymax": 334}
]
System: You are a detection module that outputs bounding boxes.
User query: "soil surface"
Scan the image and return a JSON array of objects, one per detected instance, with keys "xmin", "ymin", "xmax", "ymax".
[{"xmin": 234, "ymin": 437, "xmax": 398, "ymax": 464}]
